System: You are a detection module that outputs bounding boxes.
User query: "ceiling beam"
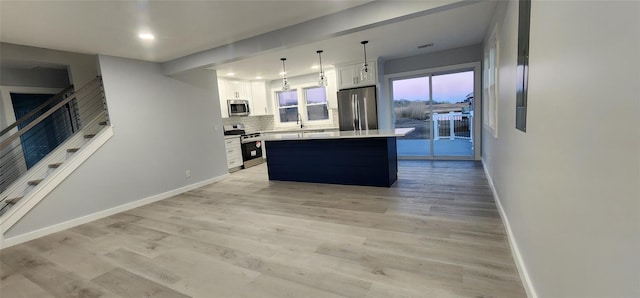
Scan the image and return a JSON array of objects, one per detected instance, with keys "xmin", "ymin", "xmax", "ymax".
[{"xmin": 161, "ymin": 0, "xmax": 479, "ymax": 75}]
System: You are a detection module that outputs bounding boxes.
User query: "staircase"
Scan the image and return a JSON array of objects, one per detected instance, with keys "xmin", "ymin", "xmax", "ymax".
[{"xmin": 0, "ymin": 77, "xmax": 113, "ymax": 233}]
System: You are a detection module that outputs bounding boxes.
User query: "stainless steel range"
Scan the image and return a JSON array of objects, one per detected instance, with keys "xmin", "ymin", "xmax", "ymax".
[
  {"xmin": 222, "ymin": 124, "xmax": 264, "ymax": 169},
  {"xmin": 240, "ymin": 133, "xmax": 264, "ymax": 168}
]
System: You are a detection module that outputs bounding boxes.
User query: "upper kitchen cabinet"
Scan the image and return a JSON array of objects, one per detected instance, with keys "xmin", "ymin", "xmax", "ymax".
[
  {"xmin": 223, "ymin": 79, "xmax": 250, "ymax": 100},
  {"xmin": 218, "ymin": 78, "xmax": 270, "ymax": 118},
  {"xmin": 218, "ymin": 79, "xmax": 250, "ymax": 118},
  {"xmin": 250, "ymin": 81, "xmax": 269, "ymax": 116},
  {"xmin": 218, "ymin": 79, "xmax": 229, "ymax": 118},
  {"xmin": 337, "ymin": 60, "xmax": 377, "ymax": 90}
]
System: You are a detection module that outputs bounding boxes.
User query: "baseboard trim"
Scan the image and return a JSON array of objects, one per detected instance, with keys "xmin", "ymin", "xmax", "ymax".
[
  {"xmin": 482, "ymin": 159, "xmax": 537, "ymax": 298},
  {"xmin": 1, "ymin": 173, "xmax": 229, "ymax": 249}
]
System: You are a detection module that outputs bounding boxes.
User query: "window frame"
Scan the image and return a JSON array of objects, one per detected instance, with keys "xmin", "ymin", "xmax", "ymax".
[
  {"xmin": 483, "ymin": 24, "xmax": 499, "ymax": 138},
  {"xmin": 273, "ymin": 81, "xmax": 333, "ymax": 127},
  {"xmin": 303, "ymin": 86, "xmax": 330, "ymax": 122},
  {"xmin": 275, "ymin": 89, "xmax": 299, "ymax": 124}
]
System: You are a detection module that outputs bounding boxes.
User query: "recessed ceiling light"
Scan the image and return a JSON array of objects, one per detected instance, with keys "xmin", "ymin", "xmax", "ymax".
[
  {"xmin": 311, "ymin": 65, "xmax": 319, "ymax": 69},
  {"xmin": 138, "ymin": 33, "xmax": 155, "ymax": 40},
  {"xmin": 226, "ymin": 72, "xmax": 235, "ymax": 76},
  {"xmin": 255, "ymin": 76, "xmax": 263, "ymax": 80}
]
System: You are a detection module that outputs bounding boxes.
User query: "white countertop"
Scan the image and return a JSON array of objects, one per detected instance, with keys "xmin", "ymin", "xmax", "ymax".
[
  {"xmin": 260, "ymin": 127, "xmax": 339, "ymax": 134},
  {"xmin": 261, "ymin": 128, "xmax": 415, "ymax": 141},
  {"xmin": 224, "ymin": 135, "xmax": 241, "ymax": 140}
]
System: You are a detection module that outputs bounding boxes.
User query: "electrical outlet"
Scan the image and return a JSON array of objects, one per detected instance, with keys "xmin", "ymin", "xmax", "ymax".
[{"xmin": 185, "ymin": 170, "xmax": 191, "ymax": 178}]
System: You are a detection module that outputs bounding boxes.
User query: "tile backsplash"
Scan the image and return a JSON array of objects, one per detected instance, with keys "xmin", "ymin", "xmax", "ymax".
[
  {"xmin": 223, "ymin": 109, "xmax": 340, "ymax": 132},
  {"xmin": 223, "ymin": 115, "xmax": 275, "ymax": 132},
  {"xmin": 330, "ymin": 108, "xmax": 339, "ymax": 128}
]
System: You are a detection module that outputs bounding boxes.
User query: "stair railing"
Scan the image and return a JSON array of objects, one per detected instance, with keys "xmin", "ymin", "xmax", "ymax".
[
  {"xmin": 0, "ymin": 85, "xmax": 76, "ymax": 137},
  {"xmin": 0, "ymin": 76, "xmax": 109, "ymax": 194}
]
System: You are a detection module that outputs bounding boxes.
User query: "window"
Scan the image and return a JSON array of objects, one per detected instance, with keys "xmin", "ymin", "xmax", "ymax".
[
  {"xmin": 276, "ymin": 90, "xmax": 298, "ymax": 122},
  {"xmin": 275, "ymin": 85, "xmax": 332, "ymax": 126},
  {"xmin": 516, "ymin": 0, "xmax": 531, "ymax": 132},
  {"xmin": 484, "ymin": 24, "xmax": 499, "ymax": 138},
  {"xmin": 304, "ymin": 87, "xmax": 329, "ymax": 121}
]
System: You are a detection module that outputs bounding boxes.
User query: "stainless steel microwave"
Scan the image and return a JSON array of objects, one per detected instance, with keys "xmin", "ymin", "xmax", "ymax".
[{"xmin": 228, "ymin": 99, "xmax": 250, "ymax": 116}]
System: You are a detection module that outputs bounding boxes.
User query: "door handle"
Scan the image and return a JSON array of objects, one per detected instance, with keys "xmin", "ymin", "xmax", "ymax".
[
  {"xmin": 357, "ymin": 96, "xmax": 362, "ymax": 130},
  {"xmin": 351, "ymin": 94, "xmax": 357, "ymax": 130},
  {"xmin": 353, "ymin": 94, "xmax": 362, "ymax": 130},
  {"xmin": 363, "ymin": 96, "xmax": 368, "ymax": 130}
]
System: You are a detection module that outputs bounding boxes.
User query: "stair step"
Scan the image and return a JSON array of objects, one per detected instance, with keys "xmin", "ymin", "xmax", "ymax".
[
  {"xmin": 99, "ymin": 121, "xmax": 108, "ymax": 126},
  {"xmin": 5, "ymin": 196, "xmax": 23, "ymax": 205},
  {"xmin": 49, "ymin": 162, "xmax": 63, "ymax": 168},
  {"xmin": 28, "ymin": 179, "xmax": 43, "ymax": 186},
  {"xmin": 84, "ymin": 134, "xmax": 96, "ymax": 139},
  {"xmin": 67, "ymin": 148, "xmax": 80, "ymax": 153}
]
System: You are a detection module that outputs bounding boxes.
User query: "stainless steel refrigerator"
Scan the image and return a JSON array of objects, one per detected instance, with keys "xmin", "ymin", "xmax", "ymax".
[{"xmin": 337, "ymin": 86, "xmax": 378, "ymax": 131}]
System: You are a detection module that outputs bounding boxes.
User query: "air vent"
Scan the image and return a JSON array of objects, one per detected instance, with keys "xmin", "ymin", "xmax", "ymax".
[{"xmin": 417, "ymin": 43, "xmax": 434, "ymax": 49}]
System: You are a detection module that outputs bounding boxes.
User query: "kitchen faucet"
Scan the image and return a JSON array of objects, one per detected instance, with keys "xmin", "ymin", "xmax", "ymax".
[{"xmin": 297, "ymin": 113, "xmax": 304, "ymax": 129}]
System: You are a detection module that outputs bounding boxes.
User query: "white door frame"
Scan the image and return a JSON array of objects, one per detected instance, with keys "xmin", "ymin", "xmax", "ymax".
[{"xmin": 384, "ymin": 62, "xmax": 482, "ymax": 160}]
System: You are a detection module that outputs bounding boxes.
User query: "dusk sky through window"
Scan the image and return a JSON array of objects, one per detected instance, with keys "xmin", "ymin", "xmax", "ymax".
[{"xmin": 393, "ymin": 71, "xmax": 473, "ymax": 102}]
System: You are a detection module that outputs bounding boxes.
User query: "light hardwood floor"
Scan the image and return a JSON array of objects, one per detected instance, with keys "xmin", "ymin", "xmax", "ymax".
[{"xmin": 0, "ymin": 161, "xmax": 526, "ymax": 297}]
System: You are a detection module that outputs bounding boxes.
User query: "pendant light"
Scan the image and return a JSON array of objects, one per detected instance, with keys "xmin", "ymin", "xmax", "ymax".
[
  {"xmin": 316, "ymin": 50, "xmax": 328, "ymax": 87},
  {"xmin": 280, "ymin": 58, "xmax": 290, "ymax": 91},
  {"xmin": 360, "ymin": 40, "xmax": 369, "ymax": 81}
]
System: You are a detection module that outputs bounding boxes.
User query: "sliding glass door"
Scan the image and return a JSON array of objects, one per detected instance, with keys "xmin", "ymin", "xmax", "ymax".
[
  {"xmin": 392, "ymin": 77, "xmax": 431, "ymax": 156},
  {"xmin": 392, "ymin": 68, "xmax": 477, "ymax": 159},
  {"xmin": 431, "ymin": 71, "xmax": 475, "ymax": 157}
]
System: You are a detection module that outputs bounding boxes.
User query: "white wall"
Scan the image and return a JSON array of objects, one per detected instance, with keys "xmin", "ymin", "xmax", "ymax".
[
  {"xmin": 482, "ymin": 1, "xmax": 640, "ymax": 297},
  {"xmin": 5, "ymin": 55, "xmax": 229, "ymax": 238},
  {"xmin": 0, "ymin": 43, "xmax": 98, "ymax": 88},
  {"xmin": 376, "ymin": 57, "xmax": 391, "ymax": 130},
  {"xmin": 383, "ymin": 44, "xmax": 483, "ymax": 75},
  {"xmin": 0, "ymin": 67, "xmax": 70, "ymax": 88}
]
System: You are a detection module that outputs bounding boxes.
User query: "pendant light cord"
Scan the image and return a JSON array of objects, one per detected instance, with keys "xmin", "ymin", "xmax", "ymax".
[
  {"xmin": 281, "ymin": 58, "xmax": 287, "ymax": 76},
  {"xmin": 317, "ymin": 50, "xmax": 325, "ymax": 77},
  {"xmin": 280, "ymin": 58, "xmax": 289, "ymax": 91},
  {"xmin": 361, "ymin": 41, "xmax": 369, "ymax": 72}
]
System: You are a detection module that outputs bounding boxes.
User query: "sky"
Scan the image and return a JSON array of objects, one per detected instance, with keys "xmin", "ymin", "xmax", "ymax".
[{"xmin": 392, "ymin": 71, "xmax": 474, "ymax": 103}]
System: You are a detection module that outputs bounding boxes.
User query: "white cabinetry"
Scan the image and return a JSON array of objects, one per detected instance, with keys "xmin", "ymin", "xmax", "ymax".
[
  {"xmin": 223, "ymin": 79, "xmax": 250, "ymax": 100},
  {"xmin": 218, "ymin": 79, "xmax": 250, "ymax": 118},
  {"xmin": 224, "ymin": 136, "xmax": 243, "ymax": 170},
  {"xmin": 218, "ymin": 80, "xmax": 229, "ymax": 118},
  {"xmin": 217, "ymin": 78, "xmax": 270, "ymax": 118},
  {"xmin": 337, "ymin": 60, "xmax": 377, "ymax": 89},
  {"xmin": 250, "ymin": 81, "xmax": 269, "ymax": 116}
]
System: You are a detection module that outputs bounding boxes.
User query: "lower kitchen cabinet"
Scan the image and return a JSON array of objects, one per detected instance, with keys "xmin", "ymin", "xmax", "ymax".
[{"xmin": 224, "ymin": 136, "xmax": 243, "ymax": 171}]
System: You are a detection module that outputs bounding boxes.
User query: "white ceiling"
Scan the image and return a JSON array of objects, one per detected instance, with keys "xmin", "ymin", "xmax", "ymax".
[
  {"xmin": 0, "ymin": 1, "xmax": 497, "ymax": 80},
  {"xmin": 0, "ymin": 0, "xmax": 370, "ymax": 62},
  {"xmin": 214, "ymin": 0, "xmax": 497, "ymax": 80}
]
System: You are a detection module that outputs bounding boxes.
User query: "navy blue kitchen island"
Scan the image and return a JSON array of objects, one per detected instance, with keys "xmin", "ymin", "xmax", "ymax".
[{"xmin": 262, "ymin": 129, "xmax": 413, "ymax": 187}]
